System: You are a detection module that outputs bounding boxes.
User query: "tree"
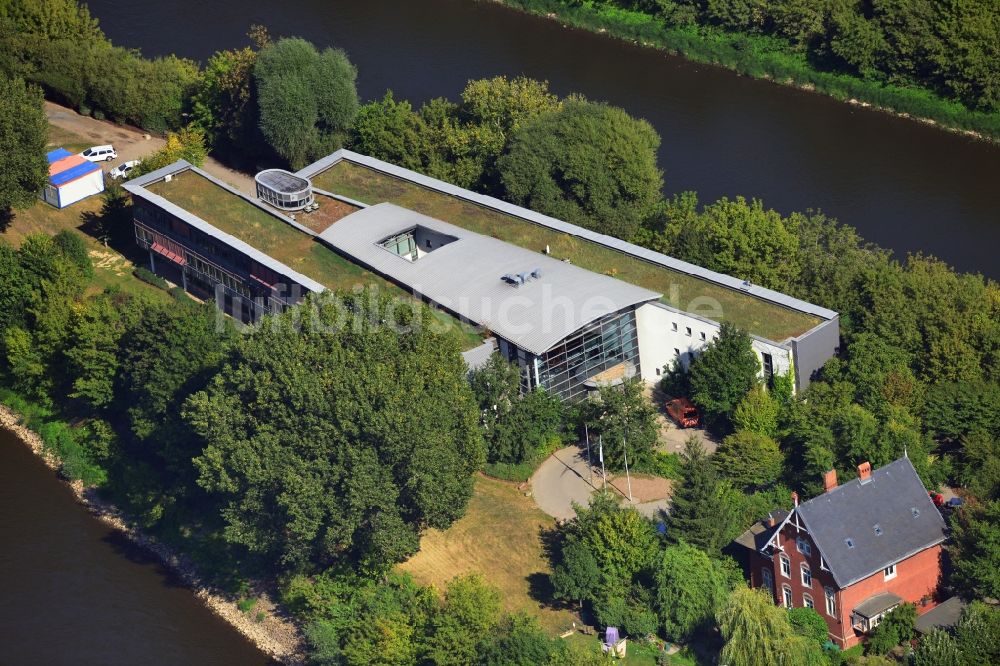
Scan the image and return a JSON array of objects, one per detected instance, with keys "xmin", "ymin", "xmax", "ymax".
[
  {"xmin": 350, "ymin": 91, "xmax": 433, "ymax": 174},
  {"xmin": 549, "ymin": 537, "xmax": 601, "ymax": 610},
  {"xmin": 477, "ymin": 613, "xmax": 559, "ymax": 666},
  {"xmin": 550, "ymin": 493, "xmax": 659, "ymax": 609},
  {"xmin": 688, "ymin": 323, "xmax": 760, "ymax": 433},
  {"xmin": 0, "ymin": 77, "xmax": 47, "ymax": 211},
  {"xmin": 424, "ymin": 575, "xmax": 502, "ymax": 666},
  {"xmin": 499, "ymin": 98, "xmax": 663, "ymax": 240},
  {"xmin": 131, "ymin": 126, "xmax": 209, "ymax": 178},
  {"xmin": 580, "ymin": 377, "xmax": 660, "ymax": 471},
  {"xmin": 954, "ymin": 601, "xmax": 1000, "ymax": 666},
  {"xmin": 254, "ymin": 37, "xmax": 358, "ymax": 169},
  {"xmin": 732, "ymin": 385, "xmax": 779, "ymax": 437},
  {"xmin": 949, "ymin": 500, "xmax": 1000, "ymax": 600},
  {"xmin": 190, "ymin": 36, "xmax": 260, "ymax": 151},
  {"xmin": 666, "ymin": 437, "xmax": 731, "ymax": 553},
  {"xmin": 717, "ymin": 587, "xmax": 822, "ymax": 666},
  {"xmin": 913, "ymin": 628, "xmax": 960, "ymax": 666},
  {"xmin": 865, "ymin": 603, "xmax": 916, "ymax": 655},
  {"xmin": 469, "ymin": 354, "xmax": 563, "ymax": 464},
  {"xmin": 188, "ymin": 290, "xmax": 484, "ymax": 572},
  {"xmin": 787, "ymin": 607, "xmax": 828, "ymax": 646},
  {"xmin": 714, "ymin": 430, "xmax": 783, "ymax": 489},
  {"xmin": 655, "ymin": 541, "xmax": 734, "ymax": 641},
  {"xmin": 654, "ymin": 194, "xmax": 802, "ymax": 290}
]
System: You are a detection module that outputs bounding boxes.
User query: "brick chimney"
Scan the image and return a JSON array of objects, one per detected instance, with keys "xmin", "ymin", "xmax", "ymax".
[
  {"xmin": 823, "ymin": 469, "xmax": 838, "ymax": 493},
  {"xmin": 857, "ymin": 461, "xmax": 872, "ymax": 482},
  {"xmin": 767, "ymin": 512, "xmax": 777, "ymax": 528},
  {"xmin": 791, "ymin": 491, "xmax": 799, "ymax": 507}
]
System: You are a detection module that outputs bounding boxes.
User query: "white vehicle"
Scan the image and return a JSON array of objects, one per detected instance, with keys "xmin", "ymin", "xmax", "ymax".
[
  {"xmin": 81, "ymin": 145, "xmax": 117, "ymax": 162},
  {"xmin": 109, "ymin": 160, "xmax": 141, "ymax": 180}
]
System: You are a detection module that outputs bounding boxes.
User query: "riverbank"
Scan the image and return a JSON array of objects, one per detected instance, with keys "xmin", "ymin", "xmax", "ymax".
[
  {"xmin": 0, "ymin": 404, "xmax": 305, "ymax": 665},
  {"xmin": 493, "ymin": 0, "xmax": 1000, "ymax": 144}
]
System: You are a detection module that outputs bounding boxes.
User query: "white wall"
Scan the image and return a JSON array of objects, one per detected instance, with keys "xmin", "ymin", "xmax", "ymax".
[
  {"xmin": 56, "ymin": 171, "xmax": 104, "ymax": 208},
  {"xmin": 635, "ymin": 302, "xmax": 793, "ymax": 389}
]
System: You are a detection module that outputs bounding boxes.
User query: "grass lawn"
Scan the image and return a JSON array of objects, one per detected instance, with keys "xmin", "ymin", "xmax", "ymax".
[
  {"xmin": 314, "ymin": 161, "xmax": 823, "ymax": 342},
  {"xmin": 145, "ymin": 170, "xmax": 482, "ymax": 350},
  {"xmin": 398, "ymin": 475, "xmax": 578, "ymax": 634}
]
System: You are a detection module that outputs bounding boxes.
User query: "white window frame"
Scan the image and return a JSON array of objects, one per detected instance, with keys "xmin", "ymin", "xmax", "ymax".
[
  {"xmin": 782, "ymin": 585, "xmax": 794, "ymax": 609},
  {"xmin": 762, "ymin": 567, "xmax": 774, "ymax": 593},
  {"xmin": 801, "ymin": 564, "xmax": 812, "ymax": 588},
  {"xmin": 803, "ymin": 594, "xmax": 814, "ymax": 609},
  {"xmin": 825, "ymin": 587, "xmax": 837, "ymax": 617},
  {"xmin": 884, "ymin": 563, "xmax": 897, "ymax": 581},
  {"xmin": 796, "ymin": 536, "xmax": 812, "ymax": 556},
  {"xmin": 780, "ymin": 554, "xmax": 791, "ymax": 578}
]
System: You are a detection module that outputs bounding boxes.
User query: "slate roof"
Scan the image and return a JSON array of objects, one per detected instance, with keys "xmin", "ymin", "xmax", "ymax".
[
  {"xmin": 734, "ymin": 510, "xmax": 789, "ymax": 552},
  {"xmin": 319, "ymin": 203, "xmax": 661, "ymax": 355},
  {"xmin": 795, "ymin": 457, "xmax": 947, "ymax": 588}
]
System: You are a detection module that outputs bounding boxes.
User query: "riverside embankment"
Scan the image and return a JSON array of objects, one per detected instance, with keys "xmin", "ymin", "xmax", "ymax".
[{"xmin": 0, "ymin": 407, "xmax": 302, "ymax": 665}]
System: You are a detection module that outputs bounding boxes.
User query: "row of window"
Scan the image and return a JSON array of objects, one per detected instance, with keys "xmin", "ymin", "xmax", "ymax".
[
  {"xmin": 779, "ymin": 553, "xmax": 812, "ymax": 587},
  {"xmin": 670, "ymin": 321, "xmax": 709, "ymax": 341},
  {"xmin": 763, "ymin": 568, "xmax": 837, "ymax": 616}
]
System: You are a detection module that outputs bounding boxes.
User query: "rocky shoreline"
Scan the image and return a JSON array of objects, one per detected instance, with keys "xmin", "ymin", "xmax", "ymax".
[{"xmin": 0, "ymin": 405, "xmax": 305, "ymax": 665}]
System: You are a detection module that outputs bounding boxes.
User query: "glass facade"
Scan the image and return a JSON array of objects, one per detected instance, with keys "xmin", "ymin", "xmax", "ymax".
[{"xmin": 519, "ymin": 307, "xmax": 640, "ymax": 401}]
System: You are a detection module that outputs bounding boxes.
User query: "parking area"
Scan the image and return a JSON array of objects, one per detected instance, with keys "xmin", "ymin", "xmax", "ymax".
[{"xmin": 45, "ymin": 101, "xmax": 256, "ymax": 194}]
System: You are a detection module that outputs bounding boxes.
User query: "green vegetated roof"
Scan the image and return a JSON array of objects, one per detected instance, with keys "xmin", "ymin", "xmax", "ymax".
[
  {"xmin": 145, "ymin": 170, "xmax": 482, "ymax": 350},
  {"xmin": 313, "ymin": 161, "xmax": 823, "ymax": 342}
]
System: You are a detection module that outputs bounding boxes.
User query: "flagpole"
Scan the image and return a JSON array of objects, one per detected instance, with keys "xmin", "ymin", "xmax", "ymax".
[
  {"xmin": 584, "ymin": 423, "xmax": 593, "ymax": 487},
  {"xmin": 599, "ymin": 435, "xmax": 607, "ymax": 491},
  {"xmin": 622, "ymin": 435, "xmax": 633, "ymax": 503}
]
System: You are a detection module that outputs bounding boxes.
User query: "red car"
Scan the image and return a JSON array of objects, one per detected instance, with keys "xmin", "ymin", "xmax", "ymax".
[{"xmin": 666, "ymin": 398, "xmax": 700, "ymax": 428}]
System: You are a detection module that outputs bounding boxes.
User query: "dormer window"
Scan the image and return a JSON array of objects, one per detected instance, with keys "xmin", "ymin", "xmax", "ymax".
[{"xmin": 845, "ymin": 538, "xmax": 855, "ymax": 549}]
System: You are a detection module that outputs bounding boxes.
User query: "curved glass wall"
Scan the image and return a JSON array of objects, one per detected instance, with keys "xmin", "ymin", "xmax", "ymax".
[{"xmin": 255, "ymin": 169, "xmax": 314, "ymax": 211}]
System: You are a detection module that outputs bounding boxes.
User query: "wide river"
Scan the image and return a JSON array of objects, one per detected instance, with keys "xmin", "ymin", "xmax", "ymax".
[
  {"xmin": 0, "ymin": 429, "xmax": 274, "ymax": 665},
  {"xmin": 88, "ymin": 0, "xmax": 1000, "ymax": 278}
]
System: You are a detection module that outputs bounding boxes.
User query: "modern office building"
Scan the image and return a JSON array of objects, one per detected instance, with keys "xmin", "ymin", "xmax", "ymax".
[{"xmin": 125, "ymin": 150, "xmax": 840, "ymax": 400}]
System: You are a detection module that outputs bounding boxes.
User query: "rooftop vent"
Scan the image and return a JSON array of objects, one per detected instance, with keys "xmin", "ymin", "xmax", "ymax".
[
  {"xmin": 873, "ymin": 524, "xmax": 883, "ymax": 536},
  {"xmin": 845, "ymin": 538, "xmax": 855, "ymax": 549},
  {"xmin": 502, "ymin": 268, "xmax": 543, "ymax": 287},
  {"xmin": 911, "ymin": 507, "xmax": 920, "ymax": 518}
]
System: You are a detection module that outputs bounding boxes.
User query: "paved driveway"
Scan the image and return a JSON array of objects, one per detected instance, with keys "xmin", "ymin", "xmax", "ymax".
[{"xmin": 530, "ymin": 446, "xmax": 671, "ymax": 521}]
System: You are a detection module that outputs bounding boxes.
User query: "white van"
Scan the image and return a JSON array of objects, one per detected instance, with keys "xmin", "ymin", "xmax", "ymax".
[{"xmin": 81, "ymin": 145, "xmax": 117, "ymax": 162}]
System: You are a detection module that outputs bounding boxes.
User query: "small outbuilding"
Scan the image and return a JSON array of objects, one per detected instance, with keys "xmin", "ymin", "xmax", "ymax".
[{"xmin": 41, "ymin": 148, "xmax": 105, "ymax": 209}]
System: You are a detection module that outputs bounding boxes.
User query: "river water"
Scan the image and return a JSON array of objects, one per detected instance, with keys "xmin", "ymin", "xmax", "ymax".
[
  {"xmin": 0, "ymin": 429, "xmax": 274, "ymax": 665},
  {"xmin": 88, "ymin": 0, "xmax": 1000, "ymax": 278}
]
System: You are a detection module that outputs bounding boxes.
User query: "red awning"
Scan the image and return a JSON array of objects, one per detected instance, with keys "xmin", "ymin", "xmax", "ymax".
[{"xmin": 151, "ymin": 242, "xmax": 187, "ymax": 266}]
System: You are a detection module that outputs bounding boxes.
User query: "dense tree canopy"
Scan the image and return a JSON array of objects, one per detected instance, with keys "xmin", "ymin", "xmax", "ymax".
[
  {"xmin": 254, "ymin": 37, "xmax": 358, "ymax": 169},
  {"xmin": 666, "ymin": 437, "xmax": 732, "ymax": 553},
  {"xmin": 0, "ymin": 77, "xmax": 48, "ymax": 211},
  {"xmin": 498, "ymin": 98, "xmax": 663, "ymax": 240},
  {"xmin": 186, "ymin": 290, "xmax": 484, "ymax": 572},
  {"xmin": 655, "ymin": 542, "xmax": 735, "ymax": 641}
]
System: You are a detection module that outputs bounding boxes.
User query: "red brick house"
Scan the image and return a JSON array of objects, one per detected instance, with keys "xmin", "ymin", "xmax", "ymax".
[{"xmin": 735, "ymin": 457, "xmax": 947, "ymax": 649}]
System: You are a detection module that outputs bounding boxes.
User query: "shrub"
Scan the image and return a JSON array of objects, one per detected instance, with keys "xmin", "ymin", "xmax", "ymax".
[{"xmin": 133, "ymin": 267, "xmax": 168, "ymax": 290}]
